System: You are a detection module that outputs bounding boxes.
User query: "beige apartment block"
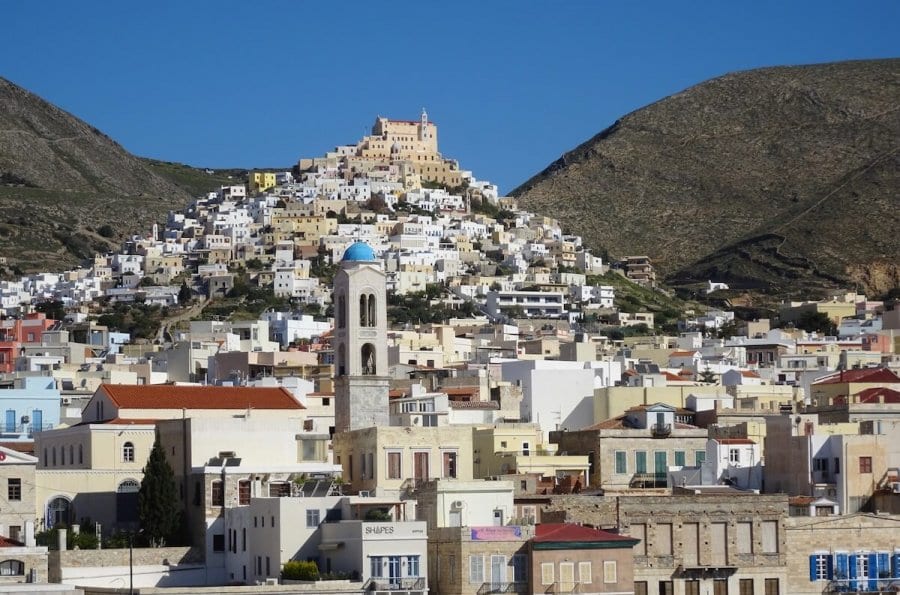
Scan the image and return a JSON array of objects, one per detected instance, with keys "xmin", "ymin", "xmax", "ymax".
[{"xmin": 620, "ymin": 493, "xmax": 789, "ymax": 595}]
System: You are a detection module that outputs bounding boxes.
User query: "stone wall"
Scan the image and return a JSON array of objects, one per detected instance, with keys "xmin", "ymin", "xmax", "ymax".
[{"xmin": 49, "ymin": 546, "xmax": 202, "ymax": 582}]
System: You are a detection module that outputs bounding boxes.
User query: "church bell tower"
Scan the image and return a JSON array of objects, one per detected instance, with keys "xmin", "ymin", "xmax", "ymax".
[{"xmin": 332, "ymin": 242, "xmax": 389, "ymax": 432}]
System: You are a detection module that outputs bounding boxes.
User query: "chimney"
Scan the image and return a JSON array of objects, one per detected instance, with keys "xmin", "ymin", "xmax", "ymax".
[{"xmin": 25, "ymin": 521, "xmax": 35, "ymax": 547}]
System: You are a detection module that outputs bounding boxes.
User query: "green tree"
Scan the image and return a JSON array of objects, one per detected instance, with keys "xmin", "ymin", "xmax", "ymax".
[
  {"xmin": 138, "ymin": 439, "xmax": 179, "ymax": 547},
  {"xmin": 178, "ymin": 281, "xmax": 192, "ymax": 304},
  {"xmin": 795, "ymin": 311, "xmax": 837, "ymax": 336},
  {"xmin": 699, "ymin": 367, "xmax": 717, "ymax": 384},
  {"xmin": 35, "ymin": 299, "xmax": 66, "ymax": 321}
]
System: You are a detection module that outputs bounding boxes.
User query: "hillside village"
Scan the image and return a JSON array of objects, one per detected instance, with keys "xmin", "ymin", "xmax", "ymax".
[{"xmin": 0, "ymin": 113, "xmax": 899, "ymax": 594}]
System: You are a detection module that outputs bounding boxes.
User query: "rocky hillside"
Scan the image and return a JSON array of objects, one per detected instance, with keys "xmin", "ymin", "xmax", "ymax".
[
  {"xmin": 0, "ymin": 77, "xmax": 196, "ymax": 272},
  {"xmin": 512, "ymin": 59, "xmax": 900, "ymax": 298}
]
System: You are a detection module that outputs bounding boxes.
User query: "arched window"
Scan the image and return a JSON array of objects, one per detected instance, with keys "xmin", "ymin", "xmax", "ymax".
[
  {"xmin": 47, "ymin": 497, "xmax": 72, "ymax": 528},
  {"xmin": 361, "ymin": 343, "xmax": 376, "ymax": 375},
  {"xmin": 360, "ymin": 294, "xmax": 368, "ymax": 326},
  {"xmin": 60, "ymin": 448, "xmax": 65, "ymax": 466},
  {"xmin": 337, "ymin": 295, "xmax": 346, "ymax": 329},
  {"xmin": 0, "ymin": 560, "xmax": 24, "ymax": 576},
  {"xmin": 367, "ymin": 294, "xmax": 376, "ymax": 327},
  {"xmin": 123, "ymin": 442, "xmax": 135, "ymax": 463}
]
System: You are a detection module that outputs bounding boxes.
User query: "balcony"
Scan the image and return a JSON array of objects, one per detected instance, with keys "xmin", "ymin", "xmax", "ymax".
[
  {"xmin": 650, "ymin": 423, "xmax": 672, "ymax": 438},
  {"xmin": 477, "ymin": 582, "xmax": 527, "ymax": 595},
  {"xmin": 543, "ymin": 582, "xmax": 582, "ymax": 594},
  {"xmin": 629, "ymin": 472, "xmax": 668, "ymax": 489},
  {"xmin": 365, "ymin": 577, "xmax": 426, "ymax": 592}
]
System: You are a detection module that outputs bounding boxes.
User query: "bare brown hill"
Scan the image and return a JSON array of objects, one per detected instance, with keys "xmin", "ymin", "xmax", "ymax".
[
  {"xmin": 0, "ymin": 77, "xmax": 193, "ymax": 272},
  {"xmin": 512, "ymin": 59, "xmax": 900, "ymax": 298}
]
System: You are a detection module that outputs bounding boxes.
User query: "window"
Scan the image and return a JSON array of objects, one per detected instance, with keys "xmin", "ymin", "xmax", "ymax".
[
  {"xmin": 211, "ymin": 480, "xmax": 224, "ymax": 506},
  {"xmin": 123, "ymin": 441, "xmax": 135, "ymax": 463},
  {"xmin": 739, "ymin": 578, "xmax": 754, "ymax": 595},
  {"xmin": 813, "ymin": 457, "xmax": 828, "ymax": 471},
  {"xmin": 470, "ymin": 555, "xmax": 484, "ymax": 584},
  {"xmin": 729, "ymin": 448, "xmax": 740, "ymax": 464},
  {"xmin": 242, "ymin": 528, "xmax": 246, "ymax": 551},
  {"xmin": 407, "ymin": 555, "xmax": 420, "ymax": 577},
  {"xmin": 635, "ymin": 582, "xmax": 648, "ymax": 595},
  {"xmin": 0, "ymin": 560, "xmax": 24, "ymax": 576},
  {"xmin": 371, "ymin": 556, "xmax": 383, "ymax": 577},
  {"xmin": 4, "ymin": 410, "xmax": 14, "ymax": 433},
  {"xmin": 685, "ymin": 580, "xmax": 700, "ymax": 595},
  {"xmin": 635, "ymin": 451, "xmax": 647, "ymax": 474},
  {"xmin": 7, "ymin": 478, "xmax": 21, "ymax": 501},
  {"xmin": 659, "ymin": 580, "xmax": 674, "ymax": 595},
  {"xmin": 269, "ymin": 482, "xmax": 290, "ymax": 497},
  {"xmin": 7, "ymin": 527, "xmax": 20, "ymax": 543},
  {"xmin": 238, "ymin": 480, "xmax": 251, "ymax": 505},
  {"xmin": 540, "ymin": 562, "xmax": 554, "ymax": 585},
  {"xmin": 764, "ymin": 578, "xmax": 779, "ymax": 595},
  {"xmin": 387, "ymin": 451, "xmax": 401, "ymax": 479},
  {"xmin": 443, "ymin": 451, "xmax": 458, "ymax": 478},
  {"xmin": 603, "ymin": 560, "xmax": 617, "ymax": 583},
  {"xmin": 212, "ymin": 534, "xmax": 225, "ymax": 552},
  {"xmin": 713, "ymin": 579, "xmax": 728, "ymax": 595},
  {"xmin": 266, "ymin": 556, "xmax": 270, "ymax": 576},
  {"xmin": 674, "ymin": 450, "xmax": 686, "ymax": 467},
  {"xmin": 47, "ymin": 497, "xmax": 71, "ymax": 528},
  {"xmin": 859, "ymin": 456, "xmax": 872, "ymax": 473},
  {"xmin": 615, "ymin": 451, "xmax": 627, "ymax": 474},
  {"xmin": 809, "ymin": 553, "xmax": 833, "ymax": 580},
  {"xmin": 306, "ymin": 509, "xmax": 320, "ymax": 528},
  {"xmin": 737, "ymin": 522, "xmax": 753, "ymax": 554},
  {"xmin": 695, "ymin": 450, "xmax": 706, "ymax": 465},
  {"xmin": 78, "ymin": 444, "xmax": 83, "ymax": 464},
  {"xmin": 834, "ymin": 457, "xmax": 840, "ymax": 474},
  {"xmin": 761, "ymin": 520, "xmax": 778, "ymax": 553}
]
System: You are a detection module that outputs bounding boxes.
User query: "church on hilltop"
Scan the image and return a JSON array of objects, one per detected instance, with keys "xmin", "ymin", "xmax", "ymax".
[{"xmin": 298, "ymin": 110, "xmax": 464, "ymax": 188}]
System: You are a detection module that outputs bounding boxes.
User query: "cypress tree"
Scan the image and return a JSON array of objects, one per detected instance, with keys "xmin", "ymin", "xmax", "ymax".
[
  {"xmin": 138, "ymin": 438, "xmax": 179, "ymax": 547},
  {"xmin": 178, "ymin": 281, "xmax": 192, "ymax": 304}
]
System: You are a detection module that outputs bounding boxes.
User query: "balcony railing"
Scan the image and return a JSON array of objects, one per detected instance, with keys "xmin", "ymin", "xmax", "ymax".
[
  {"xmin": 365, "ymin": 577, "xmax": 425, "ymax": 591},
  {"xmin": 477, "ymin": 581, "xmax": 527, "ymax": 595},
  {"xmin": 630, "ymin": 472, "xmax": 668, "ymax": 489},
  {"xmin": 650, "ymin": 423, "xmax": 672, "ymax": 437},
  {"xmin": 543, "ymin": 581, "xmax": 581, "ymax": 594}
]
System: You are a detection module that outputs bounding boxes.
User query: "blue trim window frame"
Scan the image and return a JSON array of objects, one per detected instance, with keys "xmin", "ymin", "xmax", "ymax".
[
  {"xmin": 4, "ymin": 410, "xmax": 14, "ymax": 433},
  {"xmin": 808, "ymin": 552, "xmax": 833, "ymax": 581}
]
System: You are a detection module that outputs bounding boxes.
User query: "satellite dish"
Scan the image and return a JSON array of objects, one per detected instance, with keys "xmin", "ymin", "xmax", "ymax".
[{"xmin": 794, "ymin": 416, "xmax": 802, "ymax": 425}]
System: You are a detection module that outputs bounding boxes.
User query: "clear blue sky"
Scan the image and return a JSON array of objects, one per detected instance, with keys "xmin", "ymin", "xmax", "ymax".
[{"xmin": 4, "ymin": 1, "xmax": 898, "ymax": 193}]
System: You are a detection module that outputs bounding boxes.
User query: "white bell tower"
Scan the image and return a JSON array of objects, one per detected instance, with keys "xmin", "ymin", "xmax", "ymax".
[{"xmin": 332, "ymin": 242, "xmax": 389, "ymax": 433}]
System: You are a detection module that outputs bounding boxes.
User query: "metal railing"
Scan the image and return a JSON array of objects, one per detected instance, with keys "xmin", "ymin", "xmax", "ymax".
[
  {"xmin": 543, "ymin": 582, "xmax": 581, "ymax": 594},
  {"xmin": 477, "ymin": 581, "xmax": 527, "ymax": 595},
  {"xmin": 650, "ymin": 423, "xmax": 672, "ymax": 437},
  {"xmin": 365, "ymin": 577, "xmax": 426, "ymax": 591}
]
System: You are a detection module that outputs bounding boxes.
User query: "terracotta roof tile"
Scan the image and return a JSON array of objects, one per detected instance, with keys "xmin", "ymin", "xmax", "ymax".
[
  {"xmin": 854, "ymin": 387, "xmax": 900, "ymax": 404},
  {"xmin": 99, "ymin": 384, "xmax": 304, "ymax": 410},
  {"xmin": 813, "ymin": 368, "xmax": 900, "ymax": 385},
  {"xmin": 0, "ymin": 535, "xmax": 24, "ymax": 547}
]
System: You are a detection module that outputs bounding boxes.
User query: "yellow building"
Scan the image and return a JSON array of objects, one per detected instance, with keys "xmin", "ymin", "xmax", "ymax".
[
  {"xmin": 332, "ymin": 425, "xmax": 475, "ymax": 497},
  {"xmin": 249, "ymin": 171, "xmax": 277, "ymax": 194},
  {"xmin": 472, "ymin": 424, "xmax": 589, "ymax": 487}
]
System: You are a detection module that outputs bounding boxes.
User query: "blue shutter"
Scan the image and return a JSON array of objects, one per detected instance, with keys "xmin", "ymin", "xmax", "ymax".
[
  {"xmin": 809, "ymin": 555, "xmax": 817, "ymax": 581},
  {"xmin": 848, "ymin": 553, "xmax": 859, "ymax": 591},
  {"xmin": 893, "ymin": 550, "xmax": 900, "ymax": 578},
  {"xmin": 869, "ymin": 553, "xmax": 879, "ymax": 591},
  {"xmin": 33, "ymin": 409, "xmax": 43, "ymax": 432},
  {"xmin": 835, "ymin": 552, "xmax": 849, "ymax": 580},
  {"xmin": 5, "ymin": 409, "xmax": 15, "ymax": 433},
  {"xmin": 827, "ymin": 554, "xmax": 834, "ymax": 580}
]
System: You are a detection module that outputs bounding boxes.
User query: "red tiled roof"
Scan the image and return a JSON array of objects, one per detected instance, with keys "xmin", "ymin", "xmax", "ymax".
[
  {"xmin": 441, "ymin": 387, "xmax": 479, "ymax": 396},
  {"xmin": 99, "ymin": 384, "xmax": 304, "ymax": 410},
  {"xmin": 670, "ymin": 350, "xmax": 699, "ymax": 357},
  {"xmin": 813, "ymin": 368, "xmax": 900, "ymax": 385},
  {"xmin": 716, "ymin": 438, "xmax": 755, "ymax": 445},
  {"xmin": 0, "ymin": 442, "xmax": 35, "ymax": 455},
  {"xmin": 0, "ymin": 535, "xmax": 24, "ymax": 547},
  {"xmin": 854, "ymin": 387, "xmax": 900, "ymax": 404},
  {"xmin": 663, "ymin": 372, "xmax": 685, "ymax": 381},
  {"xmin": 534, "ymin": 523, "xmax": 636, "ymax": 544},
  {"xmin": 741, "ymin": 371, "xmax": 761, "ymax": 378}
]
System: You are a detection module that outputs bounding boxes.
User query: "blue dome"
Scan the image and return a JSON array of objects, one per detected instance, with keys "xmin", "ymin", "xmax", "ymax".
[{"xmin": 342, "ymin": 242, "xmax": 376, "ymax": 262}]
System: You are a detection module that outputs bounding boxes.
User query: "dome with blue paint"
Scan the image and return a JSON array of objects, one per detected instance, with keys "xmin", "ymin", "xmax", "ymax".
[{"xmin": 342, "ymin": 241, "xmax": 376, "ymax": 262}]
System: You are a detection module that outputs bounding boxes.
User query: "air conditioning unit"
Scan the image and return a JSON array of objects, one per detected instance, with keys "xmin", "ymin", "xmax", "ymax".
[
  {"xmin": 21, "ymin": 415, "xmax": 29, "ymax": 424},
  {"xmin": 891, "ymin": 482, "xmax": 900, "ymax": 494},
  {"xmin": 359, "ymin": 491, "xmax": 371, "ymax": 497},
  {"xmin": 264, "ymin": 577, "xmax": 278, "ymax": 586},
  {"xmin": 451, "ymin": 500, "xmax": 464, "ymax": 509}
]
